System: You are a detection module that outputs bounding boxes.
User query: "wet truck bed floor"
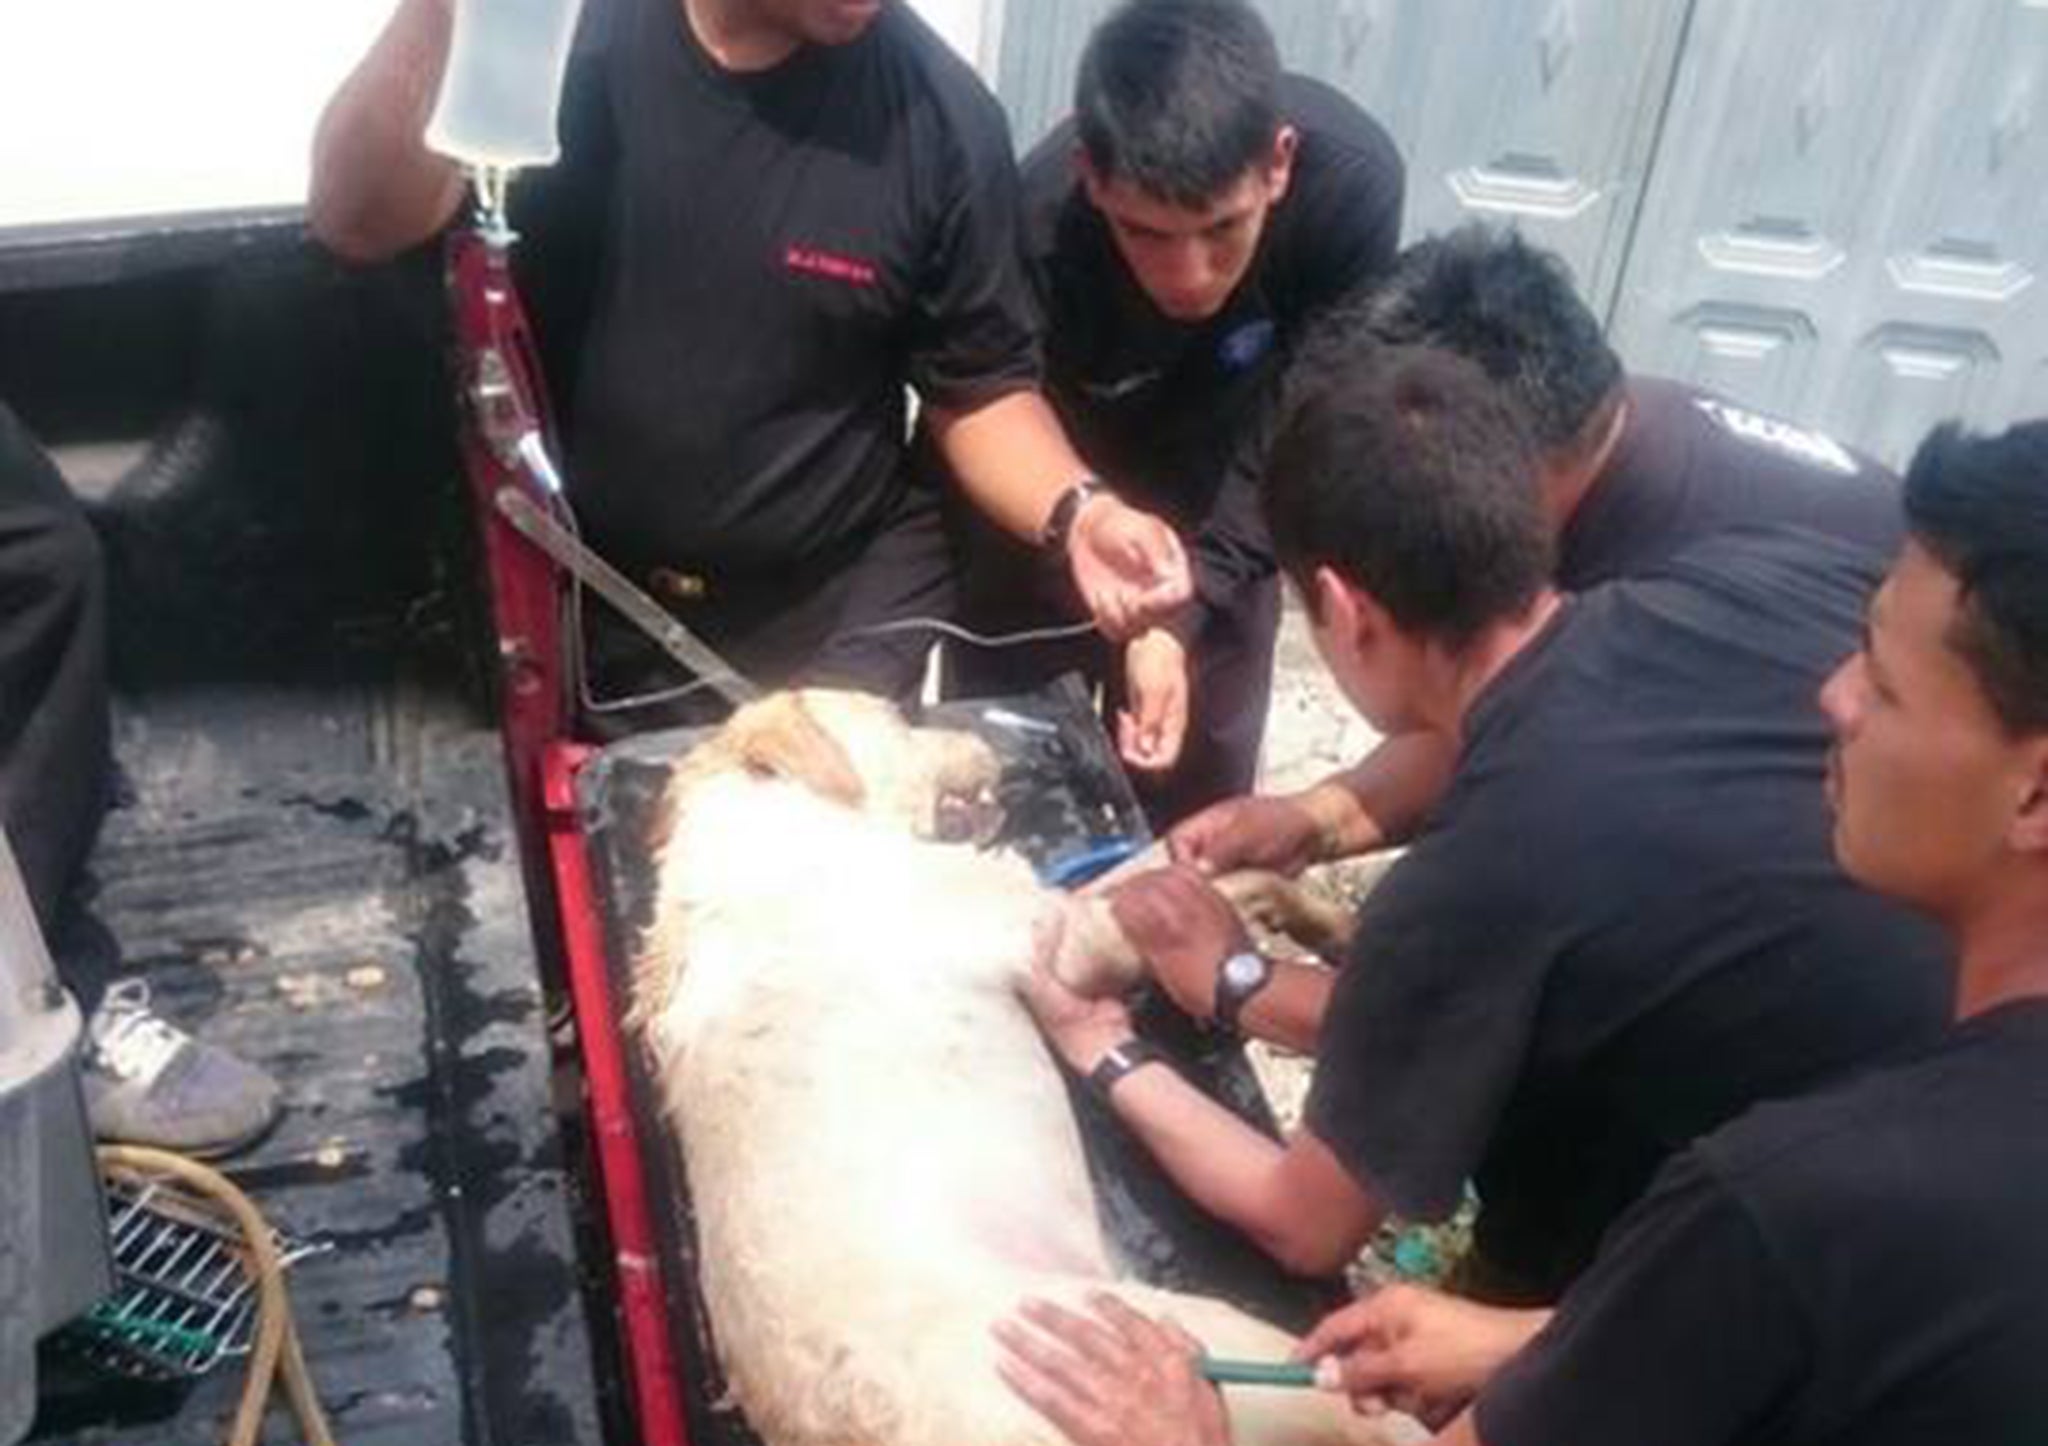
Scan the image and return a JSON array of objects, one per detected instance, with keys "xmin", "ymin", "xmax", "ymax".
[{"xmin": 29, "ymin": 672, "xmax": 603, "ymax": 1446}]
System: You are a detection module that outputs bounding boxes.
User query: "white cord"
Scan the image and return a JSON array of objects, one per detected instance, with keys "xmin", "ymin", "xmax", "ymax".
[
  {"xmin": 844, "ymin": 616, "xmax": 1099, "ymax": 648},
  {"xmin": 539, "ymin": 469, "xmax": 1096, "ymax": 715}
]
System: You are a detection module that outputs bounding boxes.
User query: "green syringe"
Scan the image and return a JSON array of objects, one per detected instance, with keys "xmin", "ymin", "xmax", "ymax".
[{"xmin": 1197, "ymin": 1357, "xmax": 1319, "ymax": 1389}]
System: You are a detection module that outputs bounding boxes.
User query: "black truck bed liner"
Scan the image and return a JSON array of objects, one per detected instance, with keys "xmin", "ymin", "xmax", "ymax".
[
  {"xmin": 33, "ymin": 667, "xmax": 604, "ymax": 1446},
  {"xmin": 6, "ymin": 249, "xmax": 606, "ymax": 1445}
]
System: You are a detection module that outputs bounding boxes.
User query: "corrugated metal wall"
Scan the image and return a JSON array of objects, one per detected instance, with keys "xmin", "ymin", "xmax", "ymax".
[{"xmin": 981, "ymin": 0, "xmax": 2048, "ymax": 465}]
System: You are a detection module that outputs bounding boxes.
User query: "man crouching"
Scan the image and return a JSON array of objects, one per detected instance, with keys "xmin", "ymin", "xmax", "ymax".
[{"xmin": 1001, "ymin": 420, "xmax": 2048, "ymax": 1446}]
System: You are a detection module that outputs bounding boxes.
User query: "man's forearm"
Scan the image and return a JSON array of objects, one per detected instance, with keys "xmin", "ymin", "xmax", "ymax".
[
  {"xmin": 309, "ymin": 0, "xmax": 467, "ymax": 262},
  {"xmin": 1103, "ymin": 1062, "xmax": 1382, "ymax": 1276},
  {"xmin": 1315, "ymin": 730, "xmax": 1459, "ymax": 857},
  {"xmin": 926, "ymin": 390, "xmax": 1090, "ymax": 543},
  {"xmin": 1239, "ymin": 961, "xmax": 1331, "ymax": 1055}
]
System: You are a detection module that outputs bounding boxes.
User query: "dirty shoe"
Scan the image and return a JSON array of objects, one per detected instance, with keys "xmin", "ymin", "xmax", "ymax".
[{"xmin": 82, "ymin": 979, "xmax": 281, "ymax": 1157}]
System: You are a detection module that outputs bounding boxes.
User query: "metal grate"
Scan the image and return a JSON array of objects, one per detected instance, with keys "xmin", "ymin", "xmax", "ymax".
[{"xmin": 54, "ymin": 1172, "xmax": 325, "ymax": 1382}]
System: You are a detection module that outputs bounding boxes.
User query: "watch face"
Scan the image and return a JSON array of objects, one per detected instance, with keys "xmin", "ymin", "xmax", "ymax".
[{"xmin": 1221, "ymin": 952, "xmax": 1267, "ymax": 994}]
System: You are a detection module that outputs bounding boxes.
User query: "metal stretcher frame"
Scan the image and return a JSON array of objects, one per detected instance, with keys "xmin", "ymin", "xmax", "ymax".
[{"xmin": 446, "ymin": 219, "xmax": 698, "ymax": 1446}]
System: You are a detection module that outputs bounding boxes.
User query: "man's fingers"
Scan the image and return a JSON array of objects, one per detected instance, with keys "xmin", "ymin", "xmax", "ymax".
[
  {"xmin": 1119, "ymin": 714, "xmax": 1168, "ymax": 771},
  {"xmin": 1165, "ymin": 804, "xmax": 1238, "ymax": 873},
  {"xmin": 1335, "ymin": 1345, "xmax": 1421, "ymax": 1405},
  {"xmin": 1085, "ymin": 1292, "xmax": 1180, "ymax": 1356},
  {"xmin": 994, "ymin": 1347, "xmax": 1115, "ymax": 1446},
  {"xmin": 1019, "ymin": 1297, "xmax": 1142, "ymax": 1371},
  {"xmin": 994, "ymin": 1317, "xmax": 1111, "ymax": 1408},
  {"xmin": 1155, "ymin": 688, "xmax": 1188, "ymax": 769},
  {"xmin": 1296, "ymin": 1300, "xmax": 1380, "ymax": 1361},
  {"xmin": 1142, "ymin": 525, "xmax": 1191, "ymax": 592}
]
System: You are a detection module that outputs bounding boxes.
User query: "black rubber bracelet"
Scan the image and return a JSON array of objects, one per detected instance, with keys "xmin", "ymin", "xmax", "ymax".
[{"xmin": 1086, "ymin": 1037, "xmax": 1168, "ymax": 1099}]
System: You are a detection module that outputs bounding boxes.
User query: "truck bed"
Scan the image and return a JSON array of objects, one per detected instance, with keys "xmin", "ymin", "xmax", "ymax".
[
  {"xmin": 4, "ymin": 245, "xmax": 607, "ymax": 1444},
  {"xmin": 32, "ymin": 650, "xmax": 605, "ymax": 1445}
]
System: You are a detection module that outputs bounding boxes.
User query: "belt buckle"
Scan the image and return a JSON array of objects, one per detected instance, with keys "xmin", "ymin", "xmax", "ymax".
[{"xmin": 650, "ymin": 566, "xmax": 710, "ymax": 603}]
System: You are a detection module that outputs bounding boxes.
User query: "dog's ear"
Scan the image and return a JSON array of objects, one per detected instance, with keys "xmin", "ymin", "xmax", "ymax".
[{"xmin": 725, "ymin": 694, "xmax": 867, "ymax": 808}]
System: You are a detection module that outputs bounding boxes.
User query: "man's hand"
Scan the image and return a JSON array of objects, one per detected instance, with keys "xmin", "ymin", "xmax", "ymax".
[
  {"xmin": 994, "ymin": 1294, "xmax": 1231, "ymax": 1446},
  {"xmin": 1167, "ymin": 793, "xmax": 1327, "ymax": 877},
  {"xmin": 1107, "ymin": 867, "xmax": 1249, "ymax": 1023},
  {"xmin": 1019, "ymin": 958, "xmax": 1135, "ymax": 1074},
  {"xmin": 1068, "ymin": 494, "xmax": 1192, "ymax": 641},
  {"xmin": 1119, "ymin": 630, "xmax": 1190, "ymax": 774},
  {"xmin": 1297, "ymin": 1285, "xmax": 1550, "ymax": 1427}
]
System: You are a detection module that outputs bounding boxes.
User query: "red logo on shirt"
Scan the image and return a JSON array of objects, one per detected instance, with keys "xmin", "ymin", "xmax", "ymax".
[{"xmin": 784, "ymin": 244, "xmax": 879, "ymax": 288}]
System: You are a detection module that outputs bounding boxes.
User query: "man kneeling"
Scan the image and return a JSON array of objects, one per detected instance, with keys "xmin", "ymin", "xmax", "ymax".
[{"xmin": 1002, "ymin": 419, "xmax": 2048, "ymax": 1446}]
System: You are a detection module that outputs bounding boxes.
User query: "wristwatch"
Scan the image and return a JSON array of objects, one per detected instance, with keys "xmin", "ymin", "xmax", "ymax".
[
  {"xmin": 1213, "ymin": 950, "xmax": 1274, "ymax": 1032},
  {"xmin": 1039, "ymin": 477, "xmax": 1107, "ymax": 555},
  {"xmin": 1087, "ymin": 1037, "xmax": 1168, "ymax": 1099}
]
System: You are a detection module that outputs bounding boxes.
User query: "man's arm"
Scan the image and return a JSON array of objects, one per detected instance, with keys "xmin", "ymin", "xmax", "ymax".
[
  {"xmin": 308, "ymin": 0, "xmax": 468, "ymax": 262},
  {"xmin": 1470, "ymin": 1153, "xmax": 1807, "ymax": 1446},
  {"xmin": 1170, "ymin": 730, "xmax": 1458, "ymax": 875},
  {"xmin": 1022, "ymin": 966, "xmax": 1383, "ymax": 1276},
  {"xmin": 1106, "ymin": 867, "xmax": 1333, "ymax": 1053},
  {"xmin": 1236, "ymin": 961, "xmax": 1331, "ymax": 1055},
  {"xmin": 1101, "ymin": 1059, "xmax": 1383, "ymax": 1277},
  {"xmin": 924, "ymin": 394, "xmax": 1191, "ymax": 641},
  {"xmin": 1299, "ymin": 1286, "xmax": 1551, "ymax": 1427}
]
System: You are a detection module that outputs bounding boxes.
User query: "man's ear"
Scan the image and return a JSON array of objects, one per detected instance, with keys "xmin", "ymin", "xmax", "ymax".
[
  {"xmin": 1076, "ymin": 147, "xmax": 1110, "ymax": 208},
  {"xmin": 1264, "ymin": 125, "xmax": 1300, "ymax": 205},
  {"xmin": 2009, "ymin": 740, "xmax": 2048, "ymax": 855},
  {"xmin": 1313, "ymin": 565, "xmax": 1386, "ymax": 658}
]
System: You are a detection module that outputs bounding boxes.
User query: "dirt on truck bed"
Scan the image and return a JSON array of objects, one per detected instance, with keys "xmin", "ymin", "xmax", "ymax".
[{"xmin": 5, "ymin": 240, "xmax": 606, "ymax": 1446}]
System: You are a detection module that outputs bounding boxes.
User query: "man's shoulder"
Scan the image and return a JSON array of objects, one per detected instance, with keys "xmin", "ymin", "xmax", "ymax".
[
  {"xmin": 1701, "ymin": 1009, "xmax": 2048, "ymax": 1225},
  {"xmin": 1018, "ymin": 119, "xmax": 1083, "ymax": 227},
  {"xmin": 1630, "ymin": 524, "xmax": 1884, "ymax": 658},
  {"xmin": 1279, "ymin": 73, "xmax": 1400, "ymax": 168},
  {"xmin": 870, "ymin": 6, "xmax": 1013, "ymax": 152}
]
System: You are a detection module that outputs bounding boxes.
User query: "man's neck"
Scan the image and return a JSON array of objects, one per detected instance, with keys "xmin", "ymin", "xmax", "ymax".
[
  {"xmin": 1951, "ymin": 882, "xmax": 2048, "ymax": 1021},
  {"xmin": 1419, "ymin": 589, "xmax": 1566, "ymax": 740},
  {"xmin": 682, "ymin": 0, "xmax": 800, "ymax": 70},
  {"xmin": 1543, "ymin": 392, "xmax": 1631, "ymax": 533}
]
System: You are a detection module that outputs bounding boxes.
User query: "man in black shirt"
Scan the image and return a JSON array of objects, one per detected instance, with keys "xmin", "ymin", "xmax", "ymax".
[
  {"xmin": 311, "ymin": 0, "xmax": 1191, "ymax": 724},
  {"xmin": 1018, "ymin": 342, "xmax": 1948, "ymax": 1303},
  {"xmin": 942, "ymin": 0, "xmax": 1404, "ymax": 824},
  {"xmin": 1172, "ymin": 225, "xmax": 1900, "ymax": 871},
  {"xmin": 1240, "ymin": 419, "xmax": 2048, "ymax": 1446}
]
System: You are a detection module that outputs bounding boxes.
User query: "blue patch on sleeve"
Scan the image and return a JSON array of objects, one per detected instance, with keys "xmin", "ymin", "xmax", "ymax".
[{"xmin": 1218, "ymin": 319, "xmax": 1277, "ymax": 373}]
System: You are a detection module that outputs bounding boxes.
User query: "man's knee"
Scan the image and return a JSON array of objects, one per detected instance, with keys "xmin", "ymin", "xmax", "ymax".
[
  {"xmin": 2, "ymin": 492, "xmax": 105, "ymax": 615},
  {"xmin": 0, "ymin": 408, "xmax": 105, "ymax": 607}
]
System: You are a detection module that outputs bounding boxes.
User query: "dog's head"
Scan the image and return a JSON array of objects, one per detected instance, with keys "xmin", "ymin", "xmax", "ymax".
[
  {"xmin": 683, "ymin": 689, "xmax": 1003, "ymax": 843},
  {"xmin": 633, "ymin": 689, "xmax": 1007, "ymax": 1033}
]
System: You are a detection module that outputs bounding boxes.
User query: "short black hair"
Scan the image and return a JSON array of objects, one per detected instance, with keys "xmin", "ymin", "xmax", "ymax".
[
  {"xmin": 1902, "ymin": 420, "xmax": 2048, "ymax": 734},
  {"xmin": 1358, "ymin": 225, "xmax": 1623, "ymax": 450},
  {"xmin": 1266, "ymin": 336, "xmax": 1554, "ymax": 651},
  {"xmin": 1074, "ymin": 0, "xmax": 1283, "ymax": 208}
]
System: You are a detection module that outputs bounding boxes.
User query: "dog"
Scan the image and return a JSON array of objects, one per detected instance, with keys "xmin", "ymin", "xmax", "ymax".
[{"xmin": 633, "ymin": 690, "xmax": 1411, "ymax": 1446}]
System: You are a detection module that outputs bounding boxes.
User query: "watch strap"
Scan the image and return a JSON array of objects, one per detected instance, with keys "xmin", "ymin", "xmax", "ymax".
[
  {"xmin": 1040, "ymin": 477, "xmax": 1107, "ymax": 554},
  {"xmin": 1086, "ymin": 1037, "xmax": 1168, "ymax": 1099},
  {"xmin": 1214, "ymin": 950, "xmax": 1274, "ymax": 1033}
]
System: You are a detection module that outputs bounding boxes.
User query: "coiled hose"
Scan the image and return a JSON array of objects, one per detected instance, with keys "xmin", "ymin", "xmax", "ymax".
[{"xmin": 97, "ymin": 1146, "xmax": 337, "ymax": 1446}]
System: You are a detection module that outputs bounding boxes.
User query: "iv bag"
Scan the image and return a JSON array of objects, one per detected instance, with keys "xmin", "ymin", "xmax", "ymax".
[{"xmin": 425, "ymin": 0, "xmax": 589, "ymax": 170}]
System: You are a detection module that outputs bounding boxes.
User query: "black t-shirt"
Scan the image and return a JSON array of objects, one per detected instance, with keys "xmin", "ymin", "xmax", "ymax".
[
  {"xmin": 513, "ymin": 0, "xmax": 1039, "ymax": 576},
  {"xmin": 1015, "ymin": 74, "xmax": 1404, "ymax": 625},
  {"xmin": 1479, "ymin": 997, "xmax": 2048, "ymax": 1446},
  {"xmin": 1561, "ymin": 377, "xmax": 1903, "ymax": 590},
  {"xmin": 1305, "ymin": 528, "xmax": 1952, "ymax": 1302}
]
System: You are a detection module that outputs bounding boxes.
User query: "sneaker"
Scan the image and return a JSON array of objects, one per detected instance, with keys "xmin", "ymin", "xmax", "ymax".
[{"xmin": 82, "ymin": 979, "xmax": 282, "ymax": 1158}]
